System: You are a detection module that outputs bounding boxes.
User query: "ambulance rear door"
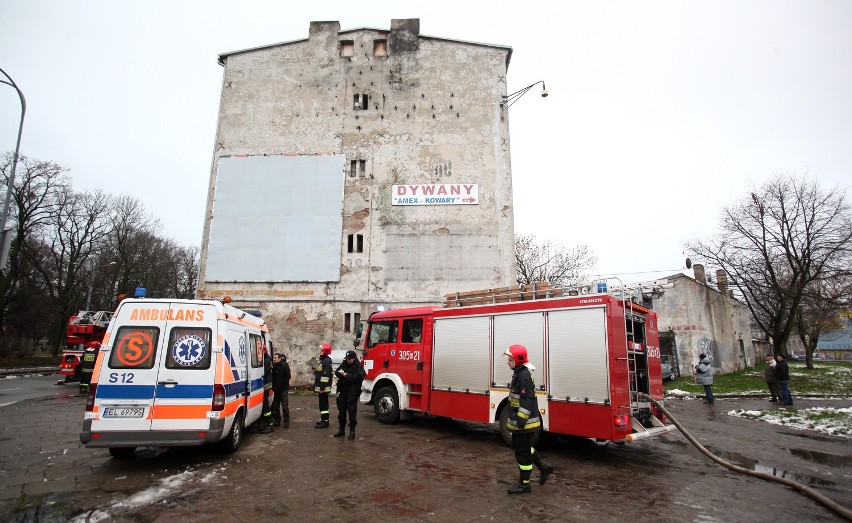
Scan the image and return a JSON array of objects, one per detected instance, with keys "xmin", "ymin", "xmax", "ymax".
[
  {"xmin": 149, "ymin": 303, "xmax": 218, "ymax": 432},
  {"xmin": 245, "ymin": 330, "xmax": 266, "ymax": 424},
  {"xmin": 91, "ymin": 301, "xmax": 170, "ymax": 433}
]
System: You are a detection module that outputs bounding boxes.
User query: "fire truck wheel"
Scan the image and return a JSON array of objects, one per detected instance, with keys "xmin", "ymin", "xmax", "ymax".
[
  {"xmin": 108, "ymin": 447, "xmax": 136, "ymax": 459},
  {"xmin": 374, "ymin": 386, "xmax": 400, "ymax": 424},
  {"xmin": 499, "ymin": 406, "xmax": 542, "ymax": 448},
  {"xmin": 218, "ymin": 413, "xmax": 243, "ymax": 453}
]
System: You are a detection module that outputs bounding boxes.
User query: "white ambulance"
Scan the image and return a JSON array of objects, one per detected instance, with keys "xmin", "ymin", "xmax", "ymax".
[{"xmin": 80, "ymin": 298, "xmax": 272, "ymax": 457}]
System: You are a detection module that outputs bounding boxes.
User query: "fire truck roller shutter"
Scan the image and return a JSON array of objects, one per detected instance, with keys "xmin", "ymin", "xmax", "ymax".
[
  {"xmin": 548, "ymin": 307, "xmax": 609, "ymax": 404},
  {"xmin": 432, "ymin": 316, "xmax": 490, "ymax": 393},
  {"xmin": 492, "ymin": 312, "xmax": 545, "ymax": 389}
]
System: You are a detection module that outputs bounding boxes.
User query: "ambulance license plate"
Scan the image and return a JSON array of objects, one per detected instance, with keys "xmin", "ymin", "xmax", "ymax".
[{"xmin": 103, "ymin": 407, "xmax": 145, "ymax": 418}]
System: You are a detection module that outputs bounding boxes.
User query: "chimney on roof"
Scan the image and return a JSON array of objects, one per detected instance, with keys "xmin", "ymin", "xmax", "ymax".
[
  {"xmin": 693, "ymin": 264, "xmax": 706, "ymax": 285},
  {"xmin": 309, "ymin": 21, "xmax": 341, "ymax": 41},
  {"xmin": 716, "ymin": 269, "xmax": 728, "ymax": 295},
  {"xmin": 389, "ymin": 18, "xmax": 420, "ymax": 54}
]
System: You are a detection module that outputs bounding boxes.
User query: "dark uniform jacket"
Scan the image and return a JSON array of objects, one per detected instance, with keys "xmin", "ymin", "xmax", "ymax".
[
  {"xmin": 774, "ymin": 359, "xmax": 790, "ymax": 381},
  {"xmin": 271, "ymin": 359, "xmax": 291, "ymax": 391},
  {"xmin": 334, "ymin": 359, "xmax": 365, "ymax": 400},
  {"xmin": 506, "ymin": 365, "xmax": 541, "ymax": 433},
  {"xmin": 314, "ymin": 354, "xmax": 333, "ymax": 393},
  {"xmin": 262, "ymin": 352, "xmax": 272, "ymax": 391}
]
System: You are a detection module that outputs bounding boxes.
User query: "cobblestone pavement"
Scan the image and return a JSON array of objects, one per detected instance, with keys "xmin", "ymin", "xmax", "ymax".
[{"xmin": 0, "ymin": 387, "xmax": 850, "ymax": 522}]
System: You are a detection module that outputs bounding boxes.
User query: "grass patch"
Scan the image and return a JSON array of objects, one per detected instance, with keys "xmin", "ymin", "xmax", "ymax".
[{"xmin": 666, "ymin": 361, "xmax": 852, "ymax": 396}]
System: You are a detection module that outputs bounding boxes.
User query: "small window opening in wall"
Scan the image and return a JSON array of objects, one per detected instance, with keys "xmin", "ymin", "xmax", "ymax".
[
  {"xmin": 373, "ymin": 39, "xmax": 387, "ymax": 57},
  {"xmin": 349, "ymin": 159, "xmax": 366, "ymax": 177},
  {"xmin": 347, "ymin": 233, "xmax": 364, "ymax": 253},
  {"xmin": 353, "ymin": 93, "xmax": 370, "ymax": 110},
  {"xmin": 340, "ymin": 41, "xmax": 354, "ymax": 57},
  {"xmin": 344, "ymin": 313, "xmax": 351, "ymax": 332}
]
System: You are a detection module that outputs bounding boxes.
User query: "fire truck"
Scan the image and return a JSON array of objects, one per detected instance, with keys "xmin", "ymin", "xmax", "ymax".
[
  {"xmin": 59, "ymin": 311, "xmax": 114, "ymax": 381},
  {"xmin": 358, "ymin": 282, "xmax": 675, "ymax": 444}
]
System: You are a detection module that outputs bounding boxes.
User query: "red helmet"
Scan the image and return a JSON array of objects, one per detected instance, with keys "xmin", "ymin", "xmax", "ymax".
[
  {"xmin": 320, "ymin": 343, "xmax": 332, "ymax": 356},
  {"xmin": 504, "ymin": 344, "xmax": 528, "ymax": 365},
  {"xmin": 85, "ymin": 341, "xmax": 101, "ymax": 349}
]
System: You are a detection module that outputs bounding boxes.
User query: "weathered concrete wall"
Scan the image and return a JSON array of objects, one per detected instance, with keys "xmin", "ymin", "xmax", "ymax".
[
  {"xmin": 197, "ymin": 19, "xmax": 515, "ymax": 384},
  {"xmin": 653, "ymin": 275, "xmax": 753, "ymax": 376}
]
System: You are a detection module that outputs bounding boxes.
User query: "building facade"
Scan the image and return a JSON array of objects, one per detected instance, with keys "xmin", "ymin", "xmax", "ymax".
[
  {"xmin": 197, "ymin": 20, "xmax": 517, "ymax": 382},
  {"xmin": 651, "ymin": 267, "xmax": 753, "ymax": 376}
]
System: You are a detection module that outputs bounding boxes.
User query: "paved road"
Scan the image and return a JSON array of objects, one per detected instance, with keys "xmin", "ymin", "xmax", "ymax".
[
  {"xmin": 0, "ymin": 373, "xmax": 74, "ymax": 407},
  {"xmin": 0, "ymin": 389, "xmax": 850, "ymax": 522}
]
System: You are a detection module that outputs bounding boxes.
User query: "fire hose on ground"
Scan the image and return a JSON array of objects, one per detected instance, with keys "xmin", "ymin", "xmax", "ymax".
[{"xmin": 637, "ymin": 393, "xmax": 852, "ymax": 522}]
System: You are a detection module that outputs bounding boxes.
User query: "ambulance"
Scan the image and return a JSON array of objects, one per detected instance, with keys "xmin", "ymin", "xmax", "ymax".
[{"xmin": 79, "ymin": 298, "xmax": 272, "ymax": 457}]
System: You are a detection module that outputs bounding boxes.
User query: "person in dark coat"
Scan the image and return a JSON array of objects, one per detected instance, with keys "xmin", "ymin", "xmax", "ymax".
[
  {"xmin": 504, "ymin": 344, "xmax": 554, "ymax": 494},
  {"xmin": 763, "ymin": 354, "xmax": 781, "ymax": 402},
  {"xmin": 259, "ymin": 341, "xmax": 274, "ymax": 434},
  {"xmin": 333, "ymin": 350, "xmax": 365, "ymax": 440},
  {"xmin": 774, "ymin": 354, "xmax": 793, "ymax": 406},
  {"xmin": 271, "ymin": 353, "xmax": 291, "ymax": 427}
]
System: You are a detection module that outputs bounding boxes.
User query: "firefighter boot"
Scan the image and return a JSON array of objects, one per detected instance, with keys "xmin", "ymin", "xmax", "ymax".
[
  {"xmin": 334, "ymin": 424, "xmax": 346, "ymax": 437},
  {"xmin": 507, "ymin": 470, "xmax": 532, "ymax": 495},
  {"xmin": 533, "ymin": 453, "xmax": 554, "ymax": 485},
  {"xmin": 315, "ymin": 416, "xmax": 329, "ymax": 429}
]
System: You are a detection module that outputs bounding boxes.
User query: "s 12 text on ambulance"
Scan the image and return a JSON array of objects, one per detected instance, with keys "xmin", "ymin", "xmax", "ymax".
[
  {"xmin": 359, "ymin": 284, "xmax": 675, "ymax": 446},
  {"xmin": 80, "ymin": 298, "xmax": 272, "ymax": 457}
]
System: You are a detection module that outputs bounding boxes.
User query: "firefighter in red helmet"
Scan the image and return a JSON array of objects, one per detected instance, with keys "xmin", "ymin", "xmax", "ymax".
[
  {"xmin": 503, "ymin": 344, "xmax": 554, "ymax": 494},
  {"xmin": 314, "ymin": 343, "xmax": 334, "ymax": 428},
  {"xmin": 79, "ymin": 341, "xmax": 100, "ymax": 394}
]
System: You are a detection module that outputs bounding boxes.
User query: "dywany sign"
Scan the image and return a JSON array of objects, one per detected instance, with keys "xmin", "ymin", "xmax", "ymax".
[{"xmin": 391, "ymin": 184, "xmax": 479, "ymax": 206}]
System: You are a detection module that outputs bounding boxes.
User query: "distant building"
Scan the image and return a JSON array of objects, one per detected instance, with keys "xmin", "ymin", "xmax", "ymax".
[
  {"xmin": 197, "ymin": 19, "xmax": 517, "ymax": 382},
  {"xmin": 816, "ymin": 317, "xmax": 852, "ymax": 361},
  {"xmin": 650, "ymin": 265, "xmax": 753, "ymax": 376}
]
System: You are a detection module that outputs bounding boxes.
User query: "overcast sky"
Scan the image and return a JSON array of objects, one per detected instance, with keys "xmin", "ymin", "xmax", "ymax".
[{"xmin": 2, "ymin": 1, "xmax": 850, "ymax": 285}]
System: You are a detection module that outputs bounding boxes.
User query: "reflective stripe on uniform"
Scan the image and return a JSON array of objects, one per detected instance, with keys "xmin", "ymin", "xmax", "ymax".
[{"xmin": 519, "ymin": 464, "xmax": 533, "ymax": 471}]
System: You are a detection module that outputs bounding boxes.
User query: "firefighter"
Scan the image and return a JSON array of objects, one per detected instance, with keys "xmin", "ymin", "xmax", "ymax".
[
  {"xmin": 79, "ymin": 341, "xmax": 100, "ymax": 394},
  {"xmin": 314, "ymin": 343, "xmax": 334, "ymax": 428},
  {"xmin": 258, "ymin": 339, "xmax": 274, "ymax": 434},
  {"xmin": 504, "ymin": 344, "xmax": 554, "ymax": 494},
  {"xmin": 333, "ymin": 350, "xmax": 365, "ymax": 440}
]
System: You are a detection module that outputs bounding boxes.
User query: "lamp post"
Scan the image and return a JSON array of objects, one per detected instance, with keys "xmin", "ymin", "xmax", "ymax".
[
  {"xmin": 500, "ymin": 80, "xmax": 548, "ymax": 108},
  {"xmin": 0, "ymin": 67, "xmax": 26, "ymax": 271}
]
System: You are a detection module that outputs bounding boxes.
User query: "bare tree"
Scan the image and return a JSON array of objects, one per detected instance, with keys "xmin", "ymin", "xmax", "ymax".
[
  {"xmin": 28, "ymin": 188, "xmax": 112, "ymax": 354},
  {"xmin": 795, "ymin": 276, "xmax": 851, "ymax": 368},
  {"xmin": 688, "ymin": 174, "xmax": 852, "ymax": 357},
  {"xmin": 0, "ymin": 154, "xmax": 69, "ymax": 340},
  {"xmin": 515, "ymin": 233, "xmax": 597, "ymax": 287}
]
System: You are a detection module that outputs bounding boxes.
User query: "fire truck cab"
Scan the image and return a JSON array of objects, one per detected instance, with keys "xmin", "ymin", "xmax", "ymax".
[{"xmin": 359, "ymin": 284, "xmax": 674, "ymax": 444}]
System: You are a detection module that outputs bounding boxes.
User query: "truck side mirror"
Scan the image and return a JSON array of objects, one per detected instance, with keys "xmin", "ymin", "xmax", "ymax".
[{"xmin": 354, "ymin": 323, "xmax": 363, "ymax": 338}]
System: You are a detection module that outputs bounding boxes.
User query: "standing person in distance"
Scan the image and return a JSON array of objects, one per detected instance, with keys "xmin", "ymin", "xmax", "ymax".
[
  {"xmin": 504, "ymin": 344, "xmax": 554, "ymax": 494},
  {"xmin": 258, "ymin": 340, "xmax": 274, "ymax": 434},
  {"xmin": 763, "ymin": 354, "xmax": 781, "ymax": 403},
  {"xmin": 271, "ymin": 352, "xmax": 291, "ymax": 428},
  {"xmin": 694, "ymin": 353, "xmax": 715, "ymax": 405},
  {"xmin": 314, "ymin": 343, "xmax": 334, "ymax": 428},
  {"xmin": 774, "ymin": 353, "xmax": 794, "ymax": 406},
  {"xmin": 79, "ymin": 341, "xmax": 100, "ymax": 394},
  {"xmin": 333, "ymin": 350, "xmax": 365, "ymax": 440}
]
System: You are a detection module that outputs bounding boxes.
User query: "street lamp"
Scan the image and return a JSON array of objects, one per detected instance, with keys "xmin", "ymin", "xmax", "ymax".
[
  {"xmin": 500, "ymin": 80, "xmax": 547, "ymax": 108},
  {"xmin": 0, "ymin": 67, "xmax": 26, "ymax": 271}
]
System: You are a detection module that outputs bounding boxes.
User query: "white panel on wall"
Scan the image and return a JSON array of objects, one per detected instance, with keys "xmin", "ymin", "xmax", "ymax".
[{"xmin": 205, "ymin": 155, "xmax": 345, "ymax": 282}]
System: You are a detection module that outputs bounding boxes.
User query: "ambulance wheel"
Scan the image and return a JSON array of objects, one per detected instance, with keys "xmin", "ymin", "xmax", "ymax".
[
  {"xmin": 108, "ymin": 447, "xmax": 136, "ymax": 459},
  {"xmin": 219, "ymin": 414, "xmax": 243, "ymax": 454},
  {"xmin": 374, "ymin": 386, "xmax": 400, "ymax": 424},
  {"xmin": 499, "ymin": 407, "xmax": 542, "ymax": 448}
]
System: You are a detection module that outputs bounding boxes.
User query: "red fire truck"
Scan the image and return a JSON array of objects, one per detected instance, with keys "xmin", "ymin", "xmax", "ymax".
[
  {"xmin": 358, "ymin": 283, "xmax": 674, "ymax": 444},
  {"xmin": 58, "ymin": 310, "xmax": 113, "ymax": 381}
]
